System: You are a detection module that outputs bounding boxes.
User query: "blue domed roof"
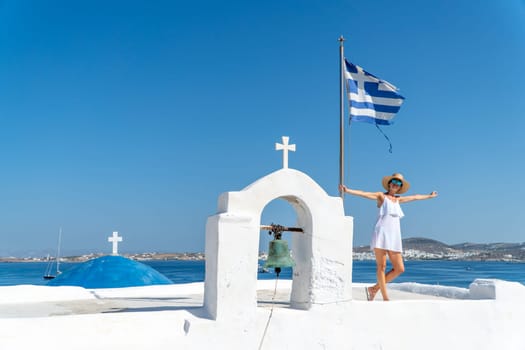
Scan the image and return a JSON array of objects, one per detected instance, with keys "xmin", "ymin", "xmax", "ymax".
[{"xmin": 47, "ymin": 255, "xmax": 173, "ymax": 288}]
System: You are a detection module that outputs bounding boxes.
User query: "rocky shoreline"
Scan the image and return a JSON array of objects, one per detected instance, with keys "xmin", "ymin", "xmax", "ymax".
[
  {"xmin": 2, "ymin": 238, "xmax": 524, "ymax": 263},
  {"xmin": 0, "ymin": 252, "xmax": 206, "ymax": 263}
]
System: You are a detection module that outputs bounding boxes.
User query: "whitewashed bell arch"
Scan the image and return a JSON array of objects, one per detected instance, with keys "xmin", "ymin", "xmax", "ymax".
[{"xmin": 204, "ymin": 136, "xmax": 354, "ymax": 321}]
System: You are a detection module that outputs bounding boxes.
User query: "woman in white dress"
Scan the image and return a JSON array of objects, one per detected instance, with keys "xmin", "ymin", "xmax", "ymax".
[{"xmin": 340, "ymin": 173, "xmax": 437, "ymax": 301}]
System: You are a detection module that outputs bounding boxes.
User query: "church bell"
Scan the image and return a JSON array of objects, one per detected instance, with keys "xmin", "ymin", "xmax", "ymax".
[{"xmin": 264, "ymin": 238, "xmax": 295, "ymax": 273}]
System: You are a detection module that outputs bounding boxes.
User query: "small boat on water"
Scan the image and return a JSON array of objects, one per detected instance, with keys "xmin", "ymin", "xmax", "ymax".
[{"xmin": 43, "ymin": 228, "xmax": 62, "ymax": 280}]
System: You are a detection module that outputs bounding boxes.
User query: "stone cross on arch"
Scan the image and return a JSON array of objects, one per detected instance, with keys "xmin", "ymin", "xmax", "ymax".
[
  {"xmin": 275, "ymin": 136, "xmax": 296, "ymax": 169},
  {"xmin": 108, "ymin": 231, "xmax": 123, "ymax": 255}
]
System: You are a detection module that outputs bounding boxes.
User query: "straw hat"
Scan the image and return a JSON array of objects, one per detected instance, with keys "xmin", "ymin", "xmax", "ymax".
[{"xmin": 382, "ymin": 173, "xmax": 410, "ymax": 194}]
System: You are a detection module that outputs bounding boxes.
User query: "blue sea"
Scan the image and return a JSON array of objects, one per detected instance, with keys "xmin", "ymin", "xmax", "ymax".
[{"xmin": 0, "ymin": 260, "xmax": 524, "ymax": 288}]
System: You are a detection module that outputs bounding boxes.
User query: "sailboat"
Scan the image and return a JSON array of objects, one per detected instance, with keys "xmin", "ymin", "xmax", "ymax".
[{"xmin": 43, "ymin": 228, "xmax": 62, "ymax": 280}]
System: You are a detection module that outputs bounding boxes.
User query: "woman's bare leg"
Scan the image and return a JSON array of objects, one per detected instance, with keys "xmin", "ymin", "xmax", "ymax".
[
  {"xmin": 386, "ymin": 251, "xmax": 405, "ymax": 282},
  {"xmin": 369, "ymin": 248, "xmax": 389, "ymax": 301},
  {"xmin": 369, "ymin": 250, "xmax": 405, "ymax": 301}
]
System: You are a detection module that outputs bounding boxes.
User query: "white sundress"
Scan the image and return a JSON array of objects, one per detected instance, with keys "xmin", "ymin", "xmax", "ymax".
[{"xmin": 370, "ymin": 196, "xmax": 404, "ymax": 253}]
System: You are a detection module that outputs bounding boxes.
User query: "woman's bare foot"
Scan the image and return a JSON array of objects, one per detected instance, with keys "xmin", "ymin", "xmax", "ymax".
[{"xmin": 366, "ymin": 286, "xmax": 378, "ymax": 301}]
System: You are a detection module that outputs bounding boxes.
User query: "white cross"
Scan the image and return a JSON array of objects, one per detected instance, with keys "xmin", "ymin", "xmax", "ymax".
[
  {"xmin": 108, "ymin": 231, "xmax": 123, "ymax": 255},
  {"xmin": 345, "ymin": 64, "xmax": 378, "ymax": 104},
  {"xmin": 275, "ymin": 136, "xmax": 296, "ymax": 169}
]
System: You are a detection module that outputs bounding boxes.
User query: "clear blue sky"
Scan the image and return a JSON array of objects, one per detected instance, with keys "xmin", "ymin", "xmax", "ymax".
[{"xmin": 1, "ymin": 0, "xmax": 524, "ymax": 256}]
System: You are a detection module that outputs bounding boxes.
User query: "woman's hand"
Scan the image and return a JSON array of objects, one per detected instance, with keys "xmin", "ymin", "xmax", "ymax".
[
  {"xmin": 429, "ymin": 191, "xmax": 438, "ymax": 198},
  {"xmin": 339, "ymin": 184, "xmax": 348, "ymax": 193}
]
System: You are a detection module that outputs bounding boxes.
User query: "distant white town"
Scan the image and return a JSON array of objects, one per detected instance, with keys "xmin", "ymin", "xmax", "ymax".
[{"xmin": 1, "ymin": 237, "xmax": 524, "ymax": 263}]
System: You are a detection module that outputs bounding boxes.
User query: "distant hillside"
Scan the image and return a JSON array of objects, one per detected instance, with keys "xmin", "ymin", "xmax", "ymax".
[
  {"xmin": 402, "ymin": 237, "xmax": 458, "ymax": 254},
  {"xmin": 354, "ymin": 237, "xmax": 525, "ymax": 261},
  {"xmin": 355, "ymin": 237, "xmax": 452, "ymax": 253}
]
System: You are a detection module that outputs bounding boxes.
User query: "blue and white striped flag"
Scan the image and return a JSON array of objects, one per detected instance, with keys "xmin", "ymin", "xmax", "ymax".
[{"xmin": 344, "ymin": 59, "xmax": 405, "ymax": 125}]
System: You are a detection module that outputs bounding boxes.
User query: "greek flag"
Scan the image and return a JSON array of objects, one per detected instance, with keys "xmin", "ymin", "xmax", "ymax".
[{"xmin": 344, "ymin": 59, "xmax": 405, "ymax": 125}]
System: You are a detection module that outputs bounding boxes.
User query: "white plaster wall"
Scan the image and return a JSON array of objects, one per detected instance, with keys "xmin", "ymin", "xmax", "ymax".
[
  {"xmin": 204, "ymin": 168, "xmax": 353, "ymax": 320},
  {"xmin": 204, "ymin": 213, "xmax": 259, "ymax": 322}
]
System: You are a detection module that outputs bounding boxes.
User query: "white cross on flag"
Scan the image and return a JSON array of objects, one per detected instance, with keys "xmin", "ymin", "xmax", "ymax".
[{"xmin": 344, "ymin": 59, "xmax": 405, "ymax": 125}]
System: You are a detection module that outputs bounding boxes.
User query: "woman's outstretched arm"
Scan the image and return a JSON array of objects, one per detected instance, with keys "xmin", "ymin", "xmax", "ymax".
[
  {"xmin": 399, "ymin": 191, "xmax": 438, "ymax": 203},
  {"xmin": 339, "ymin": 184, "xmax": 383, "ymax": 201}
]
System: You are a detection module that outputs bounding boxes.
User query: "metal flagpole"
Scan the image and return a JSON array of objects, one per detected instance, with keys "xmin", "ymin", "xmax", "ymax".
[{"xmin": 338, "ymin": 36, "xmax": 345, "ymax": 198}]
